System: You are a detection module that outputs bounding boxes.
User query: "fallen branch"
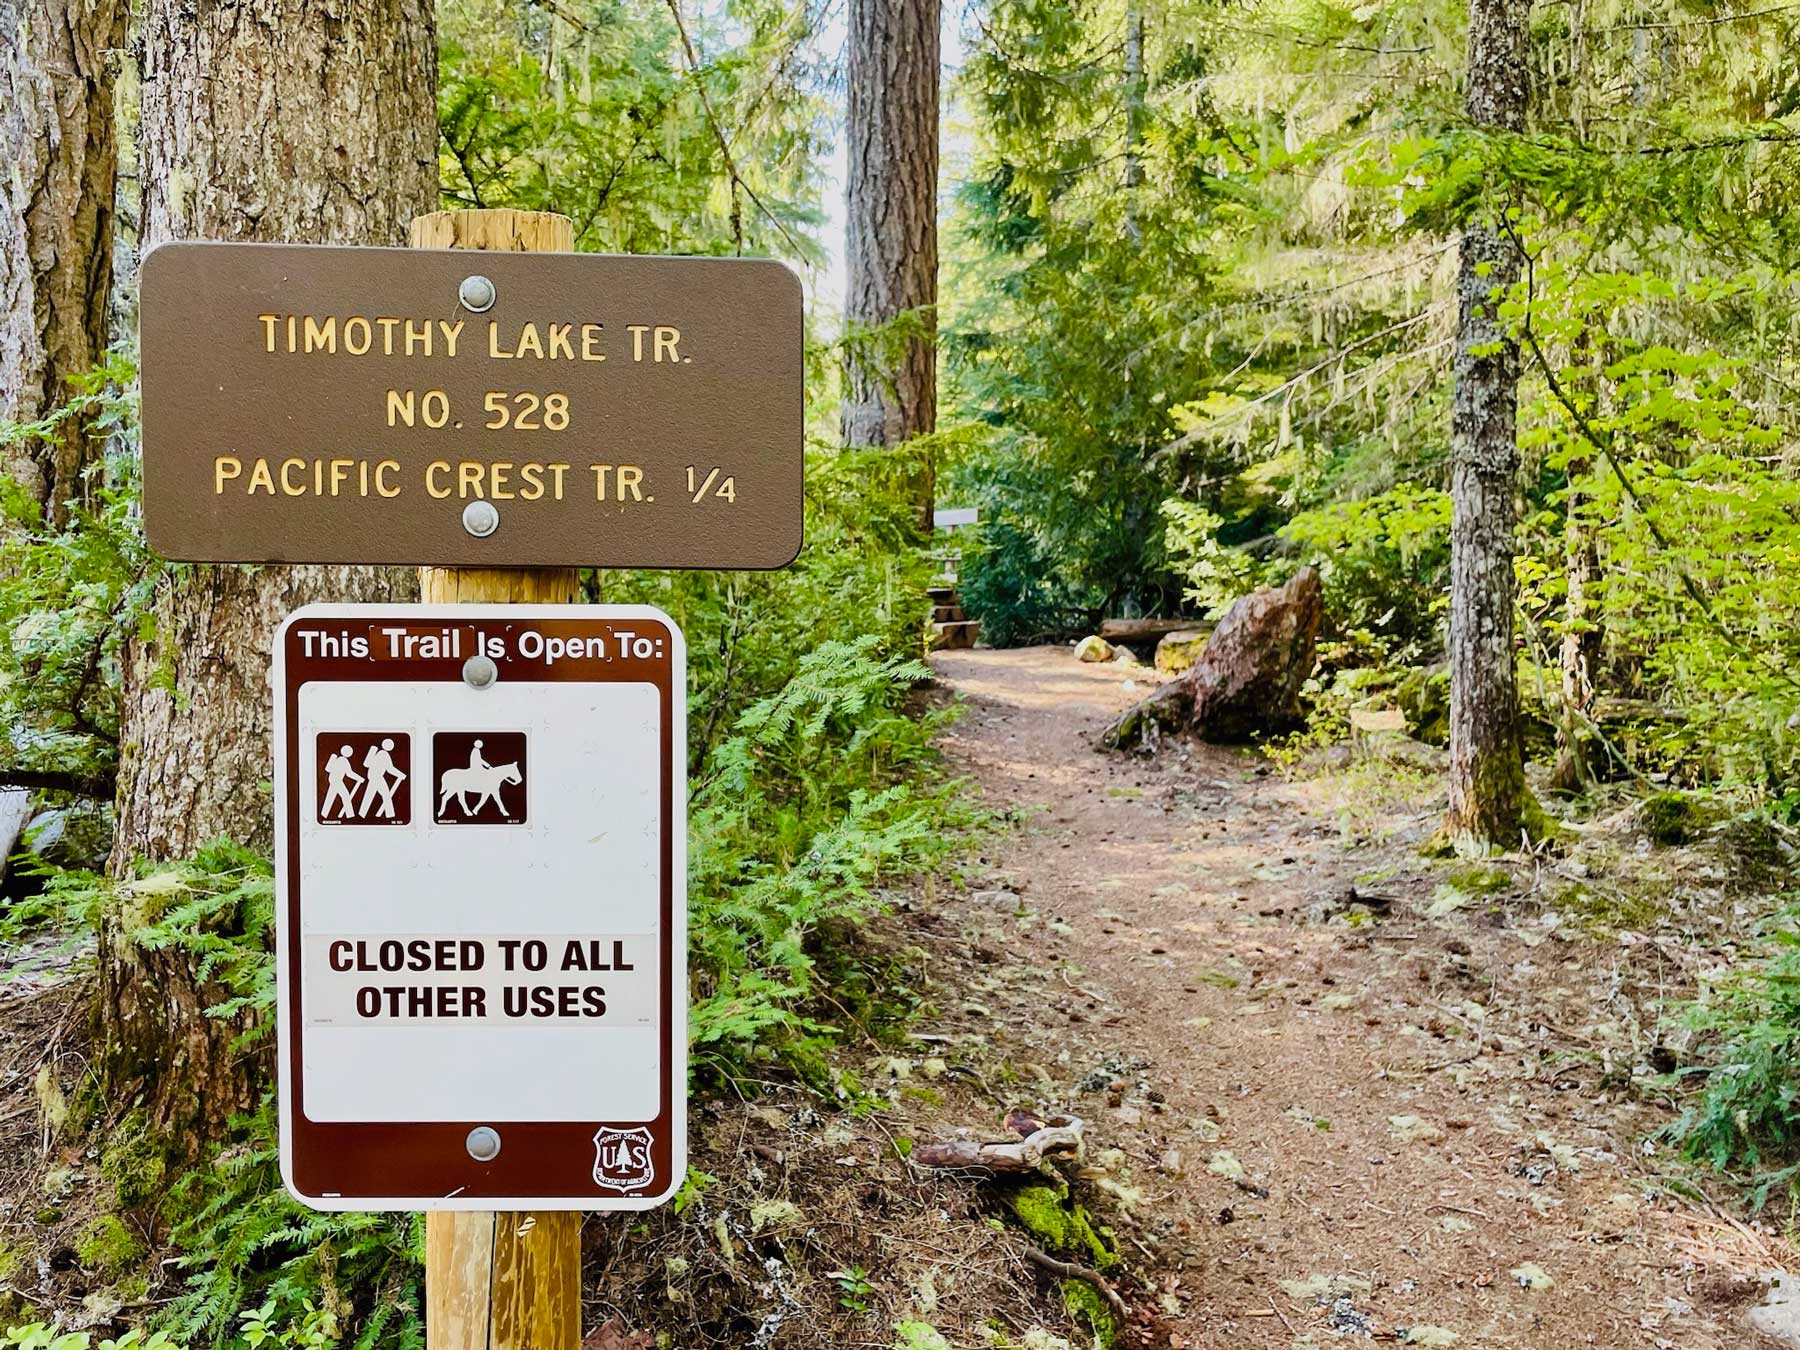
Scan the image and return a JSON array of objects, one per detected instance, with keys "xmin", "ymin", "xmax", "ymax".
[
  {"xmin": 913, "ymin": 1111, "xmax": 1085, "ymax": 1173},
  {"xmin": 1021, "ymin": 1244, "xmax": 1129, "ymax": 1320},
  {"xmin": 0, "ymin": 767, "xmax": 113, "ymax": 798}
]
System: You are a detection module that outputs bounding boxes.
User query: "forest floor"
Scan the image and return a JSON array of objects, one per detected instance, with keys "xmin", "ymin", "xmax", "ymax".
[
  {"xmin": 917, "ymin": 644, "xmax": 1800, "ymax": 1349},
  {"xmin": 6, "ymin": 648, "xmax": 1800, "ymax": 1350}
]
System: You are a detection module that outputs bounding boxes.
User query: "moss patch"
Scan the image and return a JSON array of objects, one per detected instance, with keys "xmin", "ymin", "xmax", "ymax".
[
  {"xmin": 1060, "ymin": 1277, "xmax": 1119, "ymax": 1347},
  {"xmin": 1396, "ymin": 666, "xmax": 1449, "ymax": 747},
  {"xmin": 1442, "ymin": 864, "xmax": 1510, "ymax": 896},
  {"xmin": 101, "ymin": 1110, "xmax": 167, "ymax": 1210},
  {"xmin": 1009, "ymin": 1184, "xmax": 1118, "ymax": 1271},
  {"xmin": 1558, "ymin": 881, "xmax": 1664, "ymax": 936},
  {"xmin": 1640, "ymin": 791, "xmax": 1708, "ymax": 845},
  {"xmin": 75, "ymin": 1216, "xmax": 145, "ymax": 1275}
]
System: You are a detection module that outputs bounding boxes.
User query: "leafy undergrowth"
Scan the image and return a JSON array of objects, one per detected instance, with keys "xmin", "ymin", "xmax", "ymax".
[{"xmin": 0, "ymin": 451, "xmax": 1009, "ymax": 1347}]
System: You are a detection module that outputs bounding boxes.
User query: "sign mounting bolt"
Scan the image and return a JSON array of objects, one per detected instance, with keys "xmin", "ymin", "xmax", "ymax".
[
  {"xmin": 458, "ymin": 274, "xmax": 496, "ymax": 313},
  {"xmin": 462, "ymin": 499, "xmax": 499, "ymax": 538},
  {"xmin": 462, "ymin": 654, "xmax": 497, "ymax": 690},
  {"xmin": 465, "ymin": 1126, "xmax": 501, "ymax": 1162}
]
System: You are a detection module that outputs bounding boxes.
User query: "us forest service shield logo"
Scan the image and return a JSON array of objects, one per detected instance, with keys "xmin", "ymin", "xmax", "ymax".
[{"xmin": 592, "ymin": 1126, "xmax": 656, "ymax": 1192}]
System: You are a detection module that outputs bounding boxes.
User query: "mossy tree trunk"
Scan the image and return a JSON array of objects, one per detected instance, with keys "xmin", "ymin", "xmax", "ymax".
[
  {"xmin": 0, "ymin": 0, "xmax": 125, "ymax": 525},
  {"xmin": 1445, "ymin": 0, "xmax": 1530, "ymax": 851},
  {"xmin": 100, "ymin": 0, "xmax": 437, "ymax": 1150}
]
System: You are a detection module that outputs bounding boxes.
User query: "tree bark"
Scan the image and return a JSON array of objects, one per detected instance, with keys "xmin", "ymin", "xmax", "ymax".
[
  {"xmin": 1123, "ymin": 3, "xmax": 1145, "ymax": 242},
  {"xmin": 1549, "ymin": 453, "xmax": 1600, "ymax": 792},
  {"xmin": 101, "ymin": 0, "xmax": 436, "ymax": 1148},
  {"xmin": 0, "ymin": 0, "xmax": 125, "ymax": 525},
  {"xmin": 1445, "ymin": 0, "xmax": 1529, "ymax": 850},
  {"xmin": 841, "ymin": 0, "xmax": 940, "ymax": 526}
]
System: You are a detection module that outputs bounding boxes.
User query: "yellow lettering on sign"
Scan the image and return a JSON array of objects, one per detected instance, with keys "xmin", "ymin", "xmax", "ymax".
[
  {"xmin": 376, "ymin": 317, "xmax": 401, "ymax": 355},
  {"xmin": 581, "ymin": 324, "xmax": 605, "ymax": 361},
  {"xmin": 426, "ymin": 462, "xmax": 452, "ymax": 498},
  {"xmin": 654, "ymin": 326, "xmax": 680, "ymax": 363},
  {"xmin": 376, "ymin": 461, "xmax": 401, "ymax": 497},
  {"xmin": 216, "ymin": 456, "xmax": 243, "ymax": 492},
  {"xmin": 439, "ymin": 319, "xmax": 464, "ymax": 358},
  {"xmin": 548, "ymin": 324, "xmax": 574, "ymax": 360},
  {"xmin": 344, "ymin": 317, "xmax": 373, "ymax": 354},
  {"xmin": 404, "ymin": 320, "xmax": 432, "ymax": 357},
  {"xmin": 257, "ymin": 316, "xmax": 278, "ymax": 353},
  {"xmin": 488, "ymin": 322, "xmax": 511, "ymax": 359},
  {"xmin": 281, "ymin": 458, "xmax": 308, "ymax": 496},
  {"xmin": 627, "ymin": 325, "xmax": 648, "ymax": 361},
  {"xmin": 589, "ymin": 464, "xmax": 648, "ymax": 502},
  {"xmin": 248, "ymin": 459, "xmax": 276, "ymax": 495},
  {"xmin": 304, "ymin": 316, "xmax": 336, "ymax": 353}
]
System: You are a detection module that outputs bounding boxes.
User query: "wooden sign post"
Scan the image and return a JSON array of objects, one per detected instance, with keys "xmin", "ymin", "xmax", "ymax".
[
  {"xmin": 143, "ymin": 204, "xmax": 792, "ymax": 1350},
  {"xmin": 412, "ymin": 208, "xmax": 581, "ymax": 1350}
]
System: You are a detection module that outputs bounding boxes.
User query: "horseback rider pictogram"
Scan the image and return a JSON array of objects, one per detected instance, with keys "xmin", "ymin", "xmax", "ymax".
[{"xmin": 432, "ymin": 730, "xmax": 528, "ymax": 824}]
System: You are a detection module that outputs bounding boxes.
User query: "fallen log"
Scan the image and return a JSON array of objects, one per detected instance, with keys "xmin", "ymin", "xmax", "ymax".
[
  {"xmin": 1098, "ymin": 617, "xmax": 1195, "ymax": 642},
  {"xmin": 913, "ymin": 1111, "xmax": 1085, "ymax": 1173}
]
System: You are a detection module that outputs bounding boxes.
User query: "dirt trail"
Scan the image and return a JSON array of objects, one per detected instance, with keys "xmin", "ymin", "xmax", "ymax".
[{"xmin": 928, "ymin": 645, "xmax": 1778, "ymax": 1349}]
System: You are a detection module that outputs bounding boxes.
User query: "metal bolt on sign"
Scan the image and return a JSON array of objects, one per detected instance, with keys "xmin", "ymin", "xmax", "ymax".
[
  {"xmin": 462, "ymin": 655, "xmax": 497, "ymax": 690},
  {"xmin": 465, "ymin": 1127, "xmax": 502, "ymax": 1162},
  {"xmin": 462, "ymin": 500, "xmax": 499, "ymax": 538},
  {"xmin": 458, "ymin": 274, "xmax": 496, "ymax": 312}
]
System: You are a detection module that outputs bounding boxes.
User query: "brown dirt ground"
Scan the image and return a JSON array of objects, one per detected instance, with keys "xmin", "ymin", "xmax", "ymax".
[{"xmin": 920, "ymin": 643, "xmax": 1795, "ymax": 1349}]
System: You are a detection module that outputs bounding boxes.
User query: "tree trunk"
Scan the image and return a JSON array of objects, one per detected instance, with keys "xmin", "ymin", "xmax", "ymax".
[
  {"xmin": 841, "ymin": 0, "xmax": 940, "ymax": 527},
  {"xmin": 101, "ymin": 0, "xmax": 437, "ymax": 1149},
  {"xmin": 1123, "ymin": 3, "xmax": 1145, "ymax": 242},
  {"xmin": 1549, "ymin": 453, "xmax": 1600, "ymax": 792},
  {"xmin": 0, "ymin": 0, "xmax": 125, "ymax": 525},
  {"xmin": 1445, "ymin": 0, "xmax": 1529, "ymax": 850}
]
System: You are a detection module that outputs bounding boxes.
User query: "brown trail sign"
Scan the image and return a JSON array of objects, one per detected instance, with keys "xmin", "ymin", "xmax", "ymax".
[{"xmin": 139, "ymin": 236, "xmax": 802, "ymax": 570}]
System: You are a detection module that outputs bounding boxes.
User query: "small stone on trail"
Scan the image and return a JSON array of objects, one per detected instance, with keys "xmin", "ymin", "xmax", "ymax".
[
  {"xmin": 1750, "ymin": 1272, "xmax": 1800, "ymax": 1348},
  {"xmin": 1510, "ymin": 1262, "xmax": 1555, "ymax": 1291},
  {"xmin": 1074, "ymin": 635, "xmax": 1114, "ymax": 662},
  {"xmin": 1389, "ymin": 1114, "xmax": 1448, "ymax": 1145},
  {"xmin": 1399, "ymin": 1328, "xmax": 1461, "ymax": 1347}
]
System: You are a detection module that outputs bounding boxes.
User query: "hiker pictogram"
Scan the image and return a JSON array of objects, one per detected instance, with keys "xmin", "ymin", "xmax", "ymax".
[
  {"xmin": 432, "ymin": 731, "xmax": 528, "ymax": 824},
  {"xmin": 315, "ymin": 733, "xmax": 412, "ymax": 825}
]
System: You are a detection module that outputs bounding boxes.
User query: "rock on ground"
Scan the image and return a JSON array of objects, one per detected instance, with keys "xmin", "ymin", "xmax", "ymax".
[{"xmin": 1074, "ymin": 635, "xmax": 1115, "ymax": 663}]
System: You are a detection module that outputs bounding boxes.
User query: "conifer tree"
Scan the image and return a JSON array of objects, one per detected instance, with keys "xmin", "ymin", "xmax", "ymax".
[
  {"xmin": 1446, "ymin": 0, "xmax": 1530, "ymax": 849},
  {"xmin": 0, "ymin": 0, "xmax": 125, "ymax": 524},
  {"xmin": 101, "ymin": 0, "xmax": 436, "ymax": 1146},
  {"xmin": 842, "ymin": 0, "xmax": 941, "ymax": 527}
]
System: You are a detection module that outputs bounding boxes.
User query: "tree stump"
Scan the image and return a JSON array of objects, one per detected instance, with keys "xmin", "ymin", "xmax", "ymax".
[{"xmin": 1101, "ymin": 568, "xmax": 1324, "ymax": 750}]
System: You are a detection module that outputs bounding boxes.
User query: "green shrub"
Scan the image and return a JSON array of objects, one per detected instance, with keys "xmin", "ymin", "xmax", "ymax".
[
  {"xmin": 1280, "ymin": 485, "xmax": 1452, "ymax": 662},
  {"xmin": 1672, "ymin": 899, "xmax": 1800, "ymax": 1201}
]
